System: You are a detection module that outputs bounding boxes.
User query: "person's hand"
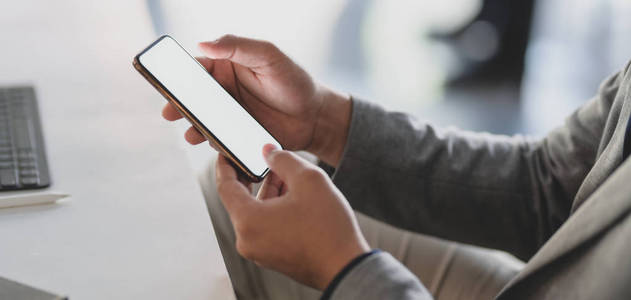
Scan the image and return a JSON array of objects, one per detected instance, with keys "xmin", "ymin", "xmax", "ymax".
[
  {"xmin": 215, "ymin": 144, "xmax": 370, "ymax": 290},
  {"xmin": 162, "ymin": 35, "xmax": 352, "ymax": 166}
]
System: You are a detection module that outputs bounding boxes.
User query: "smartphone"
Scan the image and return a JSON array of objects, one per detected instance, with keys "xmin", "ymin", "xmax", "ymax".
[{"xmin": 133, "ymin": 35, "xmax": 282, "ymax": 182}]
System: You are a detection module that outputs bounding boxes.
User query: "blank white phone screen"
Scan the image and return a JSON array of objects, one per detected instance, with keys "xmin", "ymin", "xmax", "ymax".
[{"xmin": 138, "ymin": 36, "xmax": 281, "ymax": 177}]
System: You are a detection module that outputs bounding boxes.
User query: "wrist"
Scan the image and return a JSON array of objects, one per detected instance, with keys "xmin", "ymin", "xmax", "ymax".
[
  {"xmin": 315, "ymin": 241, "xmax": 371, "ymax": 290},
  {"xmin": 308, "ymin": 87, "xmax": 352, "ymax": 167},
  {"xmin": 320, "ymin": 249, "xmax": 381, "ymax": 298}
]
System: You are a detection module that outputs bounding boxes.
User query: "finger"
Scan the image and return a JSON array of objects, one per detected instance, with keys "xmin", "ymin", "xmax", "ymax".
[
  {"xmin": 207, "ymin": 140, "xmax": 220, "ymax": 152},
  {"xmin": 216, "ymin": 155, "xmax": 257, "ymax": 213},
  {"xmin": 195, "ymin": 56, "xmax": 215, "ymax": 73},
  {"xmin": 198, "ymin": 35, "xmax": 282, "ymax": 71},
  {"xmin": 257, "ymin": 171, "xmax": 284, "ymax": 199},
  {"xmin": 184, "ymin": 126, "xmax": 206, "ymax": 144},
  {"xmin": 216, "ymin": 155, "xmax": 251, "ymax": 188},
  {"xmin": 236, "ymin": 171, "xmax": 254, "ymax": 187},
  {"xmin": 216, "ymin": 155, "xmax": 237, "ymax": 181},
  {"xmin": 162, "ymin": 102, "xmax": 183, "ymax": 121},
  {"xmin": 262, "ymin": 144, "xmax": 314, "ymax": 185}
]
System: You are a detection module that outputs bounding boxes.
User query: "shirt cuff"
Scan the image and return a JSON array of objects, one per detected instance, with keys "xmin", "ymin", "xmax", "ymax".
[{"xmin": 320, "ymin": 249, "xmax": 381, "ymax": 300}]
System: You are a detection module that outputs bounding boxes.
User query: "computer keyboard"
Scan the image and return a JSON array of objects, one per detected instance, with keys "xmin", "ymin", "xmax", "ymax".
[{"xmin": 0, "ymin": 86, "xmax": 50, "ymax": 190}]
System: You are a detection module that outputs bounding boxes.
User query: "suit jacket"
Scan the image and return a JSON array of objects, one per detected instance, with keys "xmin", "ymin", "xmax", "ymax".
[{"xmin": 327, "ymin": 61, "xmax": 631, "ymax": 299}]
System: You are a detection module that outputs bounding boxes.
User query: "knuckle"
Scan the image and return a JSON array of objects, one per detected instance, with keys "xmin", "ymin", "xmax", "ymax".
[
  {"xmin": 262, "ymin": 42, "xmax": 284, "ymax": 63},
  {"xmin": 262, "ymin": 40, "xmax": 279, "ymax": 52},
  {"xmin": 219, "ymin": 34, "xmax": 237, "ymax": 41},
  {"xmin": 235, "ymin": 240, "xmax": 254, "ymax": 259}
]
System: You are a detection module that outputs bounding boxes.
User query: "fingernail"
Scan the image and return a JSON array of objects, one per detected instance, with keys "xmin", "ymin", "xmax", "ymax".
[
  {"xmin": 198, "ymin": 40, "xmax": 216, "ymax": 49},
  {"xmin": 205, "ymin": 38, "xmax": 220, "ymax": 45},
  {"xmin": 263, "ymin": 144, "xmax": 278, "ymax": 158}
]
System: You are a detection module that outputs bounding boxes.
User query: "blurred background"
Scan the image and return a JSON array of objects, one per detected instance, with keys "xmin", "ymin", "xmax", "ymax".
[{"xmin": 144, "ymin": 0, "xmax": 631, "ymax": 167}]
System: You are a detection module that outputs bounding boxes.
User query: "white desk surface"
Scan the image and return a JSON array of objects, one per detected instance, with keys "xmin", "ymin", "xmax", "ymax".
[{"xmin": 0, "ymin": 1, "xmax": 235, "ymax": 299}]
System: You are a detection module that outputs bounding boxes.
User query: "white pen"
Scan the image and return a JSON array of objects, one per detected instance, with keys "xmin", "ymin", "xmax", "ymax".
[{"xmin": 0, "ymin": 192, "xmax": 69, "ymax": 209}]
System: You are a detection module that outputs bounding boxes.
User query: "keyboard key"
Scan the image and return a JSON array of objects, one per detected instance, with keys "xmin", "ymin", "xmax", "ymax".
[
  {"xmin": 17, "ymin": 151, "xmax": 35, "ymax": 161},
  {"xmin": 18, "ymin": 161, "xmax": 36, "ymax": 169},
  {"xmin": 19, "ymin": 169, "xmax": 39, "ymax": 177},
  {"xmin": 20, "ymin": 177, "xmax": 39, "ymax": 186},
  {"xmin": 13, "ymin": 119, "xmax": 33, "ymax": 149},
  {"xmin": 0, "ymin": 169, "xmax": 17, "ymax": 187}
]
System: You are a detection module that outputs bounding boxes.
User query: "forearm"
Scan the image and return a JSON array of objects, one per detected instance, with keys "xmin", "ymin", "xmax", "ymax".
[
  {"xmin": 308, "ymin": 65, "xmax": 623, "ymax": 260},
  {"xmin": 328, "ymin": 100, "xmax": 538, "ymax": 259},
  {"xmin": 327, "ymin": 93, "xmax": 614, "ymax": 260}
]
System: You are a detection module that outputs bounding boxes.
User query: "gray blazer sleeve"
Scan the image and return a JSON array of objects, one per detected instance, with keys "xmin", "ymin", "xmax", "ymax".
[
  {"xmin": 331, "ymin": 70, "xmax": 625, "ymax": 260},
  {"xmin": 329, "ymin": 252, "xmax": 432, "ymax": 300}
]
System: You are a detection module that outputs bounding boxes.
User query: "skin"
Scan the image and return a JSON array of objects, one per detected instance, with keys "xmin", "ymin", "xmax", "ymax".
[{"xmin": 161, "ymin": 34, "xmax": 369, "ymax": 290}]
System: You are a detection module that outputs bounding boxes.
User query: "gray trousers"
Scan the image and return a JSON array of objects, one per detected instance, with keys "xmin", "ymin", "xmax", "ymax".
[{"xmin": 199, "ymin": 154, "xmax": 524, "ymax": 300}]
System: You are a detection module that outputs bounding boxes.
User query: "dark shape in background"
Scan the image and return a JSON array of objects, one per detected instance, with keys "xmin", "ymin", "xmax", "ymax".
[{"xmin": 433, "ymin": 0, "xmax": 536, "ymax": 89}]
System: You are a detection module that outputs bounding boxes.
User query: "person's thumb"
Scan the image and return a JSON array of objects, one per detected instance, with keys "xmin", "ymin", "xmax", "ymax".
[
  {"xmin": 262, "ymin": 144, "xmax": 315, "ymax": 186},
  {"xmin": 198, "ymin": 34, "xmax": 281, "ymax": 70}
]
